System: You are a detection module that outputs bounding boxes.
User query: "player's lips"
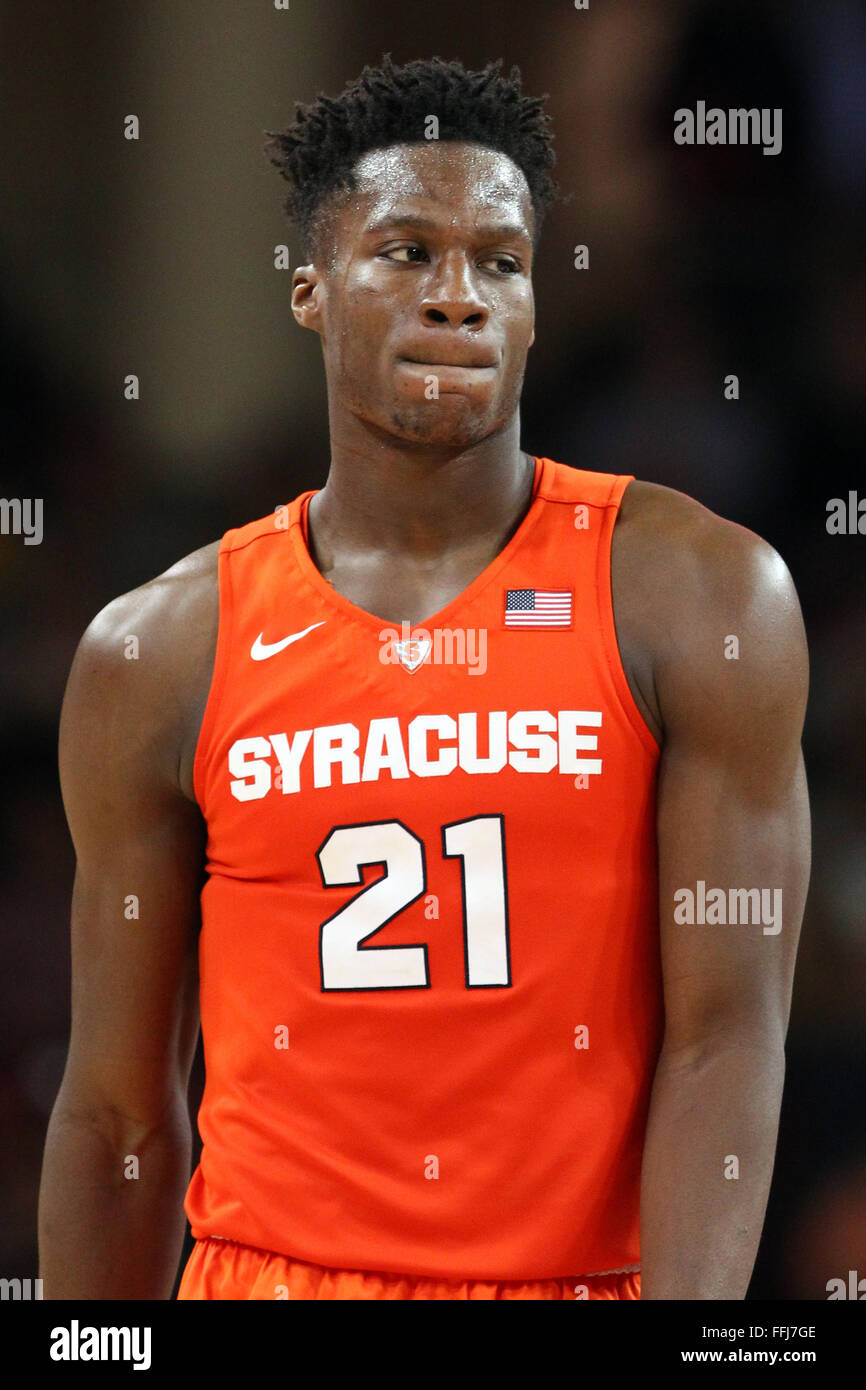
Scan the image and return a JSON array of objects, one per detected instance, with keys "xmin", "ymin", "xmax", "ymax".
[
  {"xmin": 396, "ymin": 358, "xmax": 498, "ymax": 394},
  {"xmin": 397, "ymin": 348, "xmax": 499, "ymax": 369},
  {"xmin": 399, "ymin": 358, "xmax": 498, "ymax": 369}
]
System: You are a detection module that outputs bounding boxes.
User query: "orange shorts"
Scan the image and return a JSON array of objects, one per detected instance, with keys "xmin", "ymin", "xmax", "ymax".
[{"xmin": 177, "ymin": 1236, "xmax": 640, "ymax": 1300}]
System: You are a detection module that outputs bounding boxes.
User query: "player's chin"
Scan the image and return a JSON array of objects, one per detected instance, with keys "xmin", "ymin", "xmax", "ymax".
[
  {"xmin": 386, "ymin": 400, "xmax": 499, "ymax": 448},
  {"xmin": 397, "ymin": 386, "xmax": 499, "ymax": 427}
]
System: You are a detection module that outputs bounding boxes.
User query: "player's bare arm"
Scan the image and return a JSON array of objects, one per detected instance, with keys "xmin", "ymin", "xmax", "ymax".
[
  {"xmin": 613, "ymin": 480, "xmax": 810, "ymax": 1300},
  {"xmin": 38, "ymin": 544, "xmax": 218, "ymax": 1298}
]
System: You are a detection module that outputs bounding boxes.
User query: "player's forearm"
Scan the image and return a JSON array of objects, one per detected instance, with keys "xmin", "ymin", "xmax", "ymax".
[
  {"xmin": 639, "ymin": 1037, "xmax": 786, "ymax": 1300},
  {"xmin": 38, "ymin": 1094, "xmax": 192, "ymax": 1299}
]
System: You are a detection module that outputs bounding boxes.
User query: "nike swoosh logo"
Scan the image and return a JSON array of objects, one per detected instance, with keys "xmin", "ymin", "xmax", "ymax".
[{"xmin": 250, "ymin": 622, "xmax": 327, "ymax": 660}]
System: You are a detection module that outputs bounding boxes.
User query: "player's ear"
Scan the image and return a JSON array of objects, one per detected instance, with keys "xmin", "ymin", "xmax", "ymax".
[{"xmin": 291, "ymin": 266, "xmax": 325, "ymax": 334}]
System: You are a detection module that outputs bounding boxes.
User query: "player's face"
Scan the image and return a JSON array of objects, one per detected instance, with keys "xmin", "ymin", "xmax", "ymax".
[{"xmin": 293, "ymin": 142, "xmax": 536, "ymax": 449}]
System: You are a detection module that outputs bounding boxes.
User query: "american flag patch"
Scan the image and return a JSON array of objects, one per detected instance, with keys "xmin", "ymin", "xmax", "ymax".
[{"xmin": 504, "ymin": 589, "xmax": 573, "ymax": 628}]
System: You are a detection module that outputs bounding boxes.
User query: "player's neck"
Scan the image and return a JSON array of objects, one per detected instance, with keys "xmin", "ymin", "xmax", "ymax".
[{"xmin": 311, "ymin": 419, "xmax": 535, "ymax": 561}]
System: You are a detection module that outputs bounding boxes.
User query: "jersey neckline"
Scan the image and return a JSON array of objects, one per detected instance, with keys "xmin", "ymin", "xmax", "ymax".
[{"xmin": 287, "ymin": 454, "xmax": 549, "ymax": 634}]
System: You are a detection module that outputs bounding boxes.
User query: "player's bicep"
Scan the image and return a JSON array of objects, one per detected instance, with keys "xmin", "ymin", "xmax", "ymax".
[
  {"xmin": 653, "ymin": 530, "xmax": 810, "ymax": 1057},
  {"xmin": 57, "ymin": 598, "xmax": 205, "ymax": 1124}
]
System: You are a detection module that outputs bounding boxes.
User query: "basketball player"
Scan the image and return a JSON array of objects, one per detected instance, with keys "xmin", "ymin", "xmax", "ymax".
[{"xmin": 38, "ymin": 56, "xmax": 810, "ymax": 1300}]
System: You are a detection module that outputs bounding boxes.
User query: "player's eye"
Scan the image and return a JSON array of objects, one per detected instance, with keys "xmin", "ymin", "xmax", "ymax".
[
  {"xmin": 380, "ymin": 246, "xmax": 521, "ymax": 275},
  {"xmin": 481, "ymin": 256, "xmax": 521, "ymax": 275},
  {"xmin": 381, "ymin": 244, "xmax": 428, "ymax": 263}
]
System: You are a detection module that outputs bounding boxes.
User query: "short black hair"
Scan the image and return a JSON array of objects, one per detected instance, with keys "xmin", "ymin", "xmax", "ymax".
[{"xmin": 264, "ymin": 54, "xmax": 558, "ymax": 264}]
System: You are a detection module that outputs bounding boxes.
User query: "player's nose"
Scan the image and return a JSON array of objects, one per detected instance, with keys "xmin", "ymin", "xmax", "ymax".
[{"xmin": 419, "ymin": 253, "xmax": 489, "ymax": 329}]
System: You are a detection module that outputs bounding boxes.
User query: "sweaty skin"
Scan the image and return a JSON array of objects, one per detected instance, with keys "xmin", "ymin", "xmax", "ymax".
[{"xmin": 39, "ymin": 142, "xmax": 809, "ymax": 1299}]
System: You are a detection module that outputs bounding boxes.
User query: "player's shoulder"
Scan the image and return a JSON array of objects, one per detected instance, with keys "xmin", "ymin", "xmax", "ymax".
[
  {"xmin": 615, "ymin": 479, "xmax": 807, "ymax": 708},
  {"xmin": 81, "ymin": 503, "xmax": 293, "ymax": 661},
  {"xmin": 619, "ymin": 476, "xmax": 762, "ymax": 552},
  {"xmin": 78, "ymin": 538, "xmax": 221, "ymax": 667},
  {"xmin": 64, "ymin": 540, "xmax": 222, "ymax": 755},
  {"xmin": 59, "ymin": 539, "xmax": 223, "ymax": 799},
  {"xmin": 618, "ymin": 478, "xmax": 797, "ymax": 613}
]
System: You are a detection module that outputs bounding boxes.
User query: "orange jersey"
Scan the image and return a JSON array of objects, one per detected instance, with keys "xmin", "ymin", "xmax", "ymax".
[{"xmin": 185, "ymin": 455, "xmax": 663, "ymax": 1281}]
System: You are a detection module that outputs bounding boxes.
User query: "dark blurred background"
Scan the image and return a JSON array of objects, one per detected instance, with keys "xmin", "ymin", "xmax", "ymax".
[{"xmin": 1, "ymin": 0, "xmax": 864, "ymax": 1299}]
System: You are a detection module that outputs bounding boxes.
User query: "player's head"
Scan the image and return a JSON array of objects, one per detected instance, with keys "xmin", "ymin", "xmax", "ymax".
[{"xmin": 265, "ymin": 55, "xmax": 558, "ymax": 450}]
